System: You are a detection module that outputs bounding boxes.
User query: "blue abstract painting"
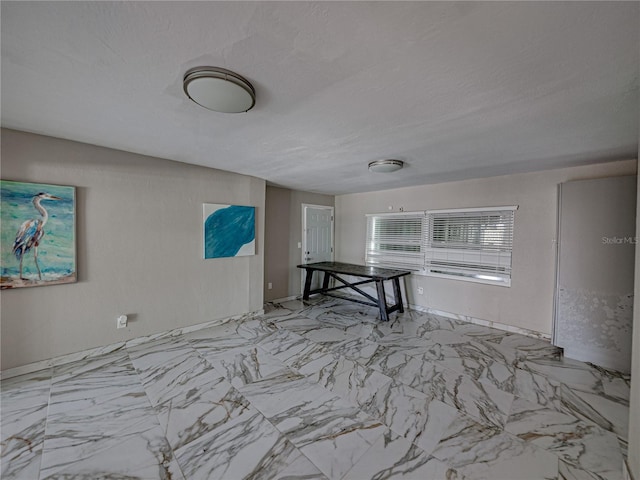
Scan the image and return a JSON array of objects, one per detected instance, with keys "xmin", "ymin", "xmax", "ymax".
[
  {"xmin": 203, "ymin": 204, "xmax": 256, "ymax": 259},
  {"xmin": 1, "ymin": 180, "xmax": 77, "ymax": 289}
]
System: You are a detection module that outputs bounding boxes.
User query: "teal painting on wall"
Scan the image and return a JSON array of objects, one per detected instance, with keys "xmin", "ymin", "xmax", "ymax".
[
  {"xmin": 203, "ymin": 203, "xmax": 256, "ymax": 259},
  {"xmin": 1, "ymin": 180, "xmax": 77, "ymax": 289}
]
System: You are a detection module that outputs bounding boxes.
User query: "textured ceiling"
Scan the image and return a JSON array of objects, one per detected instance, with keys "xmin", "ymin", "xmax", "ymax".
[{"xmin": 1, "ymin": 2, "xmax": 638, "ymax": 195}]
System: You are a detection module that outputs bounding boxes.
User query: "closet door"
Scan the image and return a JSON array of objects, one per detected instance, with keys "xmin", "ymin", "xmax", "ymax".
[{"xmin": 554, "ymin": 175, "xmax": 636, "ymax": 373}]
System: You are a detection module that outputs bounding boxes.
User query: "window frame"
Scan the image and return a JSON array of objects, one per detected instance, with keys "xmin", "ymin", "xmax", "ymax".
[
  {"xmin": 424, "ymin": 206, "xmax": 517, "ymax": 287},
  {"xmin": 364, "ymin": 211, "xmax": 426, "ymax": 271},
  {"xmin": 364, "ymin": 206, "xmax": 517, "ymax": 287}
]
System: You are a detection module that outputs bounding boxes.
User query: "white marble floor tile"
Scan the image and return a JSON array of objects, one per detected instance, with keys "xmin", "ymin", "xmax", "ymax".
[
  {"xmin": 558, "ymin": 460, "xmax": 607, "ymax": 480},
  {"xmin": 366, "ymin": 380, "xmax": 459, "ymax": 454},
  {"xmin": 128, "ymin": 339, "xmax": 225, "ymax": 405},
  {"xmin": 497, "ymin": 335, "xmax": 562, "ymax": 360},
  {"xmin": 517, "ymin": 357, "xmax": 605, "ymax": 395},
  {"xmin": 471, "ymin": 338, "xmax": 524, "ymax": 367},
  {"xmin": 302, "ymin": 326, "xmax": 360, "ymax": 345},
  {"xmin": 1, "ymin": 369, "xmax": 52, "ymax": 405},
  {"xmin": 237, "ymin": 372, "xmax": 328, "ymax": 419},
  {"xmin": 388, "ymin": 353, "xmax": 444, "ymax": 394},
  {"xmin": 447, "ymin": 322, "xmax": 516, "ymax": 344},
  {"xmin": 308, "ymin": 354, "xmax": 393, "ymax": 410},
  {"xmin": 325, "ymin": 336, "xmax": 382, "ymax": 364},
  {"xmin": 256, "ymin": 328, "xmax": 330, "ymax": 372},
  {"xmin": 430, "ymin": 414, "xmax": 559, "ymax": 480},
  {"xmin": 50, "ymin": 350, "xmax": 133, "ymax": 385},
  {"xmin": 425, "ymin": 340, "xmax": 501, "ymax": 380},
  {"xmin": 265, "ymin": 387, "xmax": 384, "ymax": 450},
  {"xmin": 235, "ymin": 317, "xmax": 278, "ymax": 342},
  {"xmin": 357, "ymin": 343, "xmax": 414, "ymax": 378},
  {"xmin": 601, "ymin": 373, "xmax": 631, "ymax": 404},
  {"xmin": 343, "ymin": 429, "xmax": 463, "ymax": 480},
  {"xmin": 374, "ymin": 333, "xmax": 433, "ymax": 357},
  {"xmin": 200, "ymin": 344, "xmax": 292, "ymax": 389},
  {"xmin": 157, "ymin": 381, "xmax": 251, "ymax": 451},
  {"xmin": 272, "ymin": 314, "xmax": 330, "ymax": 334},
  {"xmin": 418, "ymin": 328, "xmax": 471, "ymax": 346},
  {"xmin": 479, "ymin": 361, "xmax": 564, "ymax": 411},
  {"xmin": 297, "ymin": 420, "xmax": 386, "ymax": 479},
  {"xmin": 430, "ymin": 366, "xmax": 515, "ymax": 429},
  {"xmin": 39, "ymin": 420, "xmax": 178, "ymax": 480},
  {"xmin": 311, "ymin": 302, "xmax": 381, "ymax": 326},
  {"xmin": 505, "ymin": 397, "xmax": 624, "ymax": 479},
  {"xmin": 1, "ymin": 405, "xmax": 48, "ymax": 480},
  {"xmin": 174, "ymin": 406, "xmax": 311, "ymax": 480},
  {"xmin": 559, "ymin": 384, "xmax": 630, "ymax": 442},
  {"xmin": 1, "ymin": 370, "xmax": 52, "ymax": 480},
  {"xmin": 0, "ymin": 298, "xmax": 629, "ymax": 480}
]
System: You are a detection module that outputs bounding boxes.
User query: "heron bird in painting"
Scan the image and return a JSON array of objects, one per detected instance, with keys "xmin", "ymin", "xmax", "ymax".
[{"xmin": 12, "ymin": 192, "xmax": 62, "ymax": 280}]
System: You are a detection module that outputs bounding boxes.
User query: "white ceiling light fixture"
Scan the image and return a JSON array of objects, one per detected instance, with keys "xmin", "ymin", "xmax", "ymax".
[
  {"xmin": 368, "ymin": 159, "xmax": 404, "ymax": 173},
  {"xmin": 183, "ymin": 66, "xmax": 256, "ymax": 113}
]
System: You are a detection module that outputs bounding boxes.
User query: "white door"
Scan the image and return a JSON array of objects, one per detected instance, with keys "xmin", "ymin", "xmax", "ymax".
[
  {"xmin": 554, "ymin": 175, "xmax": 636, "ymax": 373},
  {"xmin": 302, "ymin": 204, "xmax": 334, "ymax": 291}
]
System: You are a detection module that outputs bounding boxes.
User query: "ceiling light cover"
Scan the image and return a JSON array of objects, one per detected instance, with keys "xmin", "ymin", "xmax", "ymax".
[
  {"xmin": 368, "ymin": 159, "xmax": 404, "ymax": 173},
  {"xmin": 183, "ymin": 67, "xmax": 256, "ymax": 113}
]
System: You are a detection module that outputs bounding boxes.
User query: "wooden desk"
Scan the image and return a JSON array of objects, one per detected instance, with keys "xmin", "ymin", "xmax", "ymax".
[{"xmin": 297, "ymin": 261, "xmax": 411, "ymax": 321}]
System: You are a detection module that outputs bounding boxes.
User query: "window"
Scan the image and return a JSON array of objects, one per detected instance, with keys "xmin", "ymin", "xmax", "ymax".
[
  {"xmin": 425, "ymin": 207, "xmax": 516, "ymax": 286},
  {"xmin": 365, "ymin": 206, "xmax": 516, "ymax": 286},
  {"xmin": 365, "ymin": 212, "xmax": 425, "ymax": 270}
]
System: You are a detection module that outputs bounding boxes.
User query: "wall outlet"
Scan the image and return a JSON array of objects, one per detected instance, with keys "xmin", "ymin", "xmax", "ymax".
[
  {"xmin": 417, "ymin": 286, "xmax": 424, "ymax": 295},
  {"xmin": 267, "ymin": 282, "xmax": 273, "ymax": 290},
  {"xmin": 116, "ymin": 315, "xmax": 128, "ymax": 329}
]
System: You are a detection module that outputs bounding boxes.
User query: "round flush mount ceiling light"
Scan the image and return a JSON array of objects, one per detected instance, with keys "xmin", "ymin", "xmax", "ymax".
[
  {"xmin": 368, "ymin": 159, "xmax": 404, "ymax": 173},
  {"xmin": 183, "ymin": 67, "xmax": 256, "ymax": 113}
]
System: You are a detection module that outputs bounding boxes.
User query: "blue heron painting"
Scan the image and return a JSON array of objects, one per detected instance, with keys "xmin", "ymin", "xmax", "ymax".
[
  {"xmin": 203, "ymin": 203, "xmax": 255, "ymax": 259},
  {"xmin": 1, "ymin": 180, "xmax": 76, "ymax": 289}
]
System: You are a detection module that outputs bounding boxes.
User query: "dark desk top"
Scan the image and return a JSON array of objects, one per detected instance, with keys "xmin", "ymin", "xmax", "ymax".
[{"xmin": 297, "ymin": 261, "xmax": 411, "ymax": 280}]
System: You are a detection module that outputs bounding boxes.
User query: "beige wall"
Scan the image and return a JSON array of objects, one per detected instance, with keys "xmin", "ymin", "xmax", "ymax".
[
  {"xmin": 335, "ymin": 159, "xmax": 637, "ymax": 335},
  {"xmin": 263, "ymin": 186, "xmax": 334, "ymax": 301},
  {"xmin": 0, "ymin": 129, "xmax": 265, "ymax": 370},
  {"xmin": 264, "ymin": 186, "xmax": 292, "ymax": 301},
  {"xmin": 628, "ymin": 168, "xmax": 640, "ymax": 478}
]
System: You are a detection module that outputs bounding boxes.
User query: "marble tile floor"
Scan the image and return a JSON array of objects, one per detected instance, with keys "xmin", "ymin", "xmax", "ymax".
[{"xmin": 1, "ymin": 297, "xmax": 631, "ymax": 480}]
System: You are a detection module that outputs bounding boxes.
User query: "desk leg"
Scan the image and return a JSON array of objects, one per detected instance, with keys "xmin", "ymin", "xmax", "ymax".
[
  {"xmin": 322, "ymin": 272, "xmax": 331, "ymax": 291},
  {"xmin": 393, "ymin": 278, "xmax": 404, "ymax": 313},
  {"xmin": 375, "ymin": 280, "xmax": 389, "ymax": 321},
  {"xmin": 302, "ymin": 270, "xmax": 314, "ymax": 300}
]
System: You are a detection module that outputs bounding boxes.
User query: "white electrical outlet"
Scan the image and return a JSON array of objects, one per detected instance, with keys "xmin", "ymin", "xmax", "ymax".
[
  {"xmin": 417, "ymin": 286, "xmax": 424, "ymax": 295},
  {"xmin": 268, "ymin": 282, "xmax": 273, "ymax": 290},
  {"xmin": 116, "ymin": 315, "xmax": 128, "ymax": 329}
]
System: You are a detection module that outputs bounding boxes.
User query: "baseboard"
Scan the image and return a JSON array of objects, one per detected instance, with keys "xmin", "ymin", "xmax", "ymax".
[
  {"xmin": 269, "ymin": 295, "xmax": 301, "ymax": 303},
  {"xmin": 623, "ymin": 459, "xmax": 635, "ymax": 480},
  {"xmin": 0, "ymin": 309, "xmax": 265, "ymax": 380},
  {"xmin": 409, "ymin": 304, "xmax": 551, "ymax": 341}
]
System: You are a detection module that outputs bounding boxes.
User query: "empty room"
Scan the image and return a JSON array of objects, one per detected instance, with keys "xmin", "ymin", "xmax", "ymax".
[{"xmin": 1, "ymin": 2, "xmax": 639, "ymax": 479}]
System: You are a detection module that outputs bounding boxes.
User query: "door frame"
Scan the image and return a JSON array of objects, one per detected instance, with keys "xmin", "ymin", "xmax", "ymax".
[{"xmin": 301, "ymin": 204, "xmax": 335, "ymax": 292}]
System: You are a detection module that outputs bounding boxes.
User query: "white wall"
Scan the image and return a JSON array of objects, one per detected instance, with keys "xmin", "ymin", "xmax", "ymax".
[
  {"xmin": 0, "ymin": 129, "xmax": 265, "ymax": 370},
  {"xmin": 335, "ymin": 159, "xmax": 637, "ymax": 335}
]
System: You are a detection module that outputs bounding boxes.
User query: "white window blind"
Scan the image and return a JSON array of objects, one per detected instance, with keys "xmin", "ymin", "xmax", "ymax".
[
  {"xmin": 365, "ymin": 212, "xmax": 425, "ymax": 270},
  {"xmin": 364, "ymin": 206, "xmax": 517, "ymax": 286},
  {"xmin": 424, "ymin": 206, "xmax": 516, "ymax": 286}
]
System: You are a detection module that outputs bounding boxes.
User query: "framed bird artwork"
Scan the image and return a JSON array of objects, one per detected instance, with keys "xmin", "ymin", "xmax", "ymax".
[{"xmin": 1, "ymin": 180, "xmax": 77, "ymax": 289}]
